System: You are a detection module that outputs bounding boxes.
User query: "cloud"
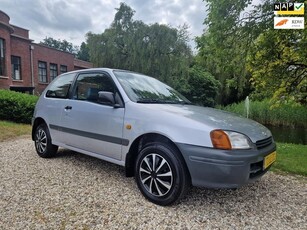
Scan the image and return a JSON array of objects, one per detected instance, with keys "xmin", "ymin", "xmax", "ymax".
[{"xmin": 0, "ymin": 0, "xmax": 207, "ymax": 48}]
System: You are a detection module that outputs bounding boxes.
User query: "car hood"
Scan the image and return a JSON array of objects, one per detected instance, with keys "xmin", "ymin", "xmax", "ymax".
[{"xmin": 139, "ymin": 104, "xmax": 271, "ymax": 143}]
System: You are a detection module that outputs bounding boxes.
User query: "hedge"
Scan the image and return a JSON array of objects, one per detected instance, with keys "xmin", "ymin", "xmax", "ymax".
[{"xmin": 0, "ymin": 90, "xmax": 38, "ymax": 124}]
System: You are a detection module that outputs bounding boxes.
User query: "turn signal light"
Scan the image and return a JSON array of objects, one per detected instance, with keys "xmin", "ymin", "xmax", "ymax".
[{"xmin": 210, "ymin": 130, "xmax": 232, "ymax": 150}]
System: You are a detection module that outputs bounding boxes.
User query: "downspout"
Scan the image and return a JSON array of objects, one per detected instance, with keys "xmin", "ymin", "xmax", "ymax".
[{"xmin": 29, "ymin": 44, "xmax": 34, "ymax": 94}]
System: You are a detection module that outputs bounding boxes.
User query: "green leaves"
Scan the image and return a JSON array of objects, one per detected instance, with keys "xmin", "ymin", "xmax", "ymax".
[
  {"xmin": 86, "ymin": 3, "xmax": 192, "ymax": 88},
  {"xmin": 184, "ymin": 67, "xmax": 221, "ymax": 107},
  {"xmin": 40, "ymin": 37, "xmax": 78, "ymax": 54},
  {"xmin": 0, "ymin": 90, "xmax": 38, "ymax": 124},
  {"xmin": 197, "ymin": 0, "xmax": 306, "ymax": 106},
  {"xmin": 248, "ymin": 29, "xmax": 307, "ymax": 105}
]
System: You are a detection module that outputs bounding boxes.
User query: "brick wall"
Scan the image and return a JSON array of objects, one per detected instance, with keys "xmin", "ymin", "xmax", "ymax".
[
  {"xmin": 0, "ymin": 10, "xmax": 93, "ymax": 95},
  {"xmin": 32, "ymin": 44, "xmax": 75, "ymax": 94},
  {"xmin": 10, "ymin": 36, "xmax": 32, "ymax": 88}
]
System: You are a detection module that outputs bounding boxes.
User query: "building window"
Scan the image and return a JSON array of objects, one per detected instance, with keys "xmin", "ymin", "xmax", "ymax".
[
  {"xmin": 50, "ymin": 63, "xmax": 58, "ymax": 81},
  {"xmin": 11, "ymin": 56, "xmax": 22, "ymax": 80},
  {"xmin": 60, "ymin": 65, "xmax": 67, "ymax": 74},
  {"xmin": 0, "ymin": 38, "xmax": 5, "ymax": 76},
  {"xmin": 38, "ymin": 61, "xmax": 47, "ymax": 83}
]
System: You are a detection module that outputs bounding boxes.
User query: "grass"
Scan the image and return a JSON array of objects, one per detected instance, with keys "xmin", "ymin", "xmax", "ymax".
[
  {"xmin": 0, "ymin": 120, "xmax": 306, "ymax": 176},
  {"xmin": 219, "ymin": 99, "xmax": 307, "ymax": 128},
  {"xmin": 272, "ymin": 143, "xmax": 307, "ymax": 176},
  {"xmin": 0, "ymin": 120, "xmax": 32, "ymax": 142}
]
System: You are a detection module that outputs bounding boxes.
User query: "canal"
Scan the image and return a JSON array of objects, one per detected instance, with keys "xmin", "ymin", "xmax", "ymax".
[{"xmin": 265, "ymin": 125, "xmax": 307, "ymax": 145}]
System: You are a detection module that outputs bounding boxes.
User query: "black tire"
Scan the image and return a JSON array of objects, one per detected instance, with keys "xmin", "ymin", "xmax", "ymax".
[
  {"xmin": 135, "ymin": 142, "xmax": 190, "ymax": 206},
  {"xmin": 34, "ymin": 123, "xmax": 58, "ymax": 158}
]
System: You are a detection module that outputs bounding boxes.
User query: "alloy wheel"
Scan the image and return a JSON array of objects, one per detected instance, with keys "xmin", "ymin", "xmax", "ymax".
[
  {"xmin": 139, "ymin": 153, "xmax": 173, "ymax": 197},
  {"xmin": 35, "ymin": 128, "xmax": 47, "ymax": 154}
]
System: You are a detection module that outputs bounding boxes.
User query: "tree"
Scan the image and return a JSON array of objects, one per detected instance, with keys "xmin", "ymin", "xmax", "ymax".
[
  {"xmin": 247, "ymin": 29, "xmax": 307, "ymax": 105},
  {"xmin": 195, "ymin": 0, "xmax": 254, "ymax": 105},
  {"xmin": 76, "ymin": 42, "xmax": 90, "ymax": 61},
  {"xmin": 40, "ymin": 37, "xmax": 78, "ymax": 54},
  {"xmin": 86, "ymin": 2, "xmax": 192, "ymax": 87},
  {"xmin": 184, "ymin": 66, "xmax": 221, "ymax": 107},
  {"xmin": 196, "ymin": 0, "xmax": 307, "ymax": 106}
]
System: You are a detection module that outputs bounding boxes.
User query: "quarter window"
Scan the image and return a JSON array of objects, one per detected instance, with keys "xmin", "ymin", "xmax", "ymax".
[
  {"xmin": 46, "ymin": 73, "xmax": 75, "ymax": 98},
  {"xmin": 50, "ymin": 63, "xmax": 58, "ymax": 81},
  {"xmin": 60, "ymin": 65, "xmax": 67, "ymax": 74},
  {"xmin": 38, "ymin": 61, "xmax": 47, "ymax": 83},
  {"xmin": 74, "ymin": 73, "xmax": 116, "ymax": 103},
  {"xmin": 0, "ymin": 38, "xmax": 5, "ymax": 76},
  {"xmin": 11, "ymin": 56, "xmax": 22, "ymax": 80}
]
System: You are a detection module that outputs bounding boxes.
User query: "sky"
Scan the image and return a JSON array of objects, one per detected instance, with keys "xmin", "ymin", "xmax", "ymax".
[{"xmin": 1, "ymin": 0, "xmax": 207, "ymax": 49}]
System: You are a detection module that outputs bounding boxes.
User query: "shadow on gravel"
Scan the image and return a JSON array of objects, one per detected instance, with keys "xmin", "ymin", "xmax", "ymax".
[
  {"xmin": 51, "ymin": 148, "xmax": 270, "ymax": 208},
  {"xmin": 55, "ymin": 148, "xmax": 127, "ymax": 176}
]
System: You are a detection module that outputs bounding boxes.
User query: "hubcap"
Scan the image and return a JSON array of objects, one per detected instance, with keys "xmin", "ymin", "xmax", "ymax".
[
  {"xmin": 139, "ymin": 153, "xmax": 173, "ymax": 197},
  {"xmin": 35, "ymin": 128, "xmax": 47, "ymax": 153}
]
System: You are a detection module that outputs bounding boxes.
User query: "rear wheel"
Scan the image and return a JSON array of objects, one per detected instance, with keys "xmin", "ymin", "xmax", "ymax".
[
  {"xmin": 34, "ymin": 123, "xmax": 58, "ymax": 158},
  {"xmin": 135, "ymin": 142, "xmax": 190, "ymax": 206}
]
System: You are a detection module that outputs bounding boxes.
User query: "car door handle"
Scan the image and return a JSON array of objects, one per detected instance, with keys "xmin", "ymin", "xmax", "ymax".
[{"xmin": 64, "ymin": 106, "xmax": 72, "ymax": 110}]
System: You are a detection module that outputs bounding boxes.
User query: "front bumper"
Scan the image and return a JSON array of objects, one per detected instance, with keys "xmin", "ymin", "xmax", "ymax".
[{"xmin": 176, "ymin": 142, "xmax": 276, "ymax": 188}]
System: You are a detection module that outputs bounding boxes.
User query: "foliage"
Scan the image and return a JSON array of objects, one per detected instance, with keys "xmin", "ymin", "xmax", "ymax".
[
  {"xmin": 76, "ymin": 42, "xmax": 90, "ymax": 61},
  {"xmin": 247, "ymin": 27, "xmax": 307, "ymax": 105},
  {"xmin": 0, "ymin": 120, "xmax": 31, "ymax": 142},
  {"xmin": 86, "ymin": 3, "xmax": 193, "ymax": 87},
  {"xmin": 196, "ymin": 0, "xmax": 306, "ymax": 106},
  {"xmin": 195, "ymin": 0, "xmax": 255, "ymax": 105},
  {"xmin": 182, "ymin": 66, "xmax": 221, "ymax": 107},
  {"xmin": 0, "ymin": 90, "xmax": 38, "ymax": 124},
  {"xmin": 219, "ymin": 99, "xmax": 307, "ymax": 128},
  {"xmin": 40, "ymin": 37, "xmax": 78, "ymax": 54},
  {"xmin": 272, "ymin": 143, "xmax": 307, "ymax": 176}
]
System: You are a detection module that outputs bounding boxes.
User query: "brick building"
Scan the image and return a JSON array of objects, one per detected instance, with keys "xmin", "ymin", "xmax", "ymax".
[{"xmin": 0, "ymin": 10, "xmax": 93, "ymax": 94}]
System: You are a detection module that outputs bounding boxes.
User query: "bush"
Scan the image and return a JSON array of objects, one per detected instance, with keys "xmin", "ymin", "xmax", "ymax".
[
  {"xmin": 0, "ymin": 90, "xmax": 38, "ymax": 124},
  {"xmin": 219, "ymin": 99, "xmax": 307, "ymax": 128}
]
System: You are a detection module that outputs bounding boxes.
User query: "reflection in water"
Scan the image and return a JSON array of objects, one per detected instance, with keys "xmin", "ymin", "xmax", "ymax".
[{"xmin": 266, "ymin": 125, "xmax": 307, "ymax": 145}]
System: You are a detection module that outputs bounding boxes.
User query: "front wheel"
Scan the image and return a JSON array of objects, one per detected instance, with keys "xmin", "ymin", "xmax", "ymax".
[
  {"xmin": 135, "ymin": 143, "xmax": 190, "ymax": 206},
  {"xmin": 34, "ymin": 123, "xmax": 58, "ymax": 158}
]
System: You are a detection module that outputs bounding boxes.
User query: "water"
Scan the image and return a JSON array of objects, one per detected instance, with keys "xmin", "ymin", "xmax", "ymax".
[{"xmin": 265, "ymin": 125, "xmax": 307, "ymax": 145}]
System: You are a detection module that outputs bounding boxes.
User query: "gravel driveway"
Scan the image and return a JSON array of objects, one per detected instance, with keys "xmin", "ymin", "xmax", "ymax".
[{"xmin": 0, "ymin": 137, "xmax": 306, "ymax": 229}]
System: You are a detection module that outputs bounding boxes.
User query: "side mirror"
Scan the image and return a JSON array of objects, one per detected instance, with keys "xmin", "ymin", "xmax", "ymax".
[{"xmin": 98, "ymin": 91, "xmax": 120, "ymax": 108}]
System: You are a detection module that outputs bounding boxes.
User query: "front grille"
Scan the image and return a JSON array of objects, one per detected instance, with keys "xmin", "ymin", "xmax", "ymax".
[{"xmin": 256, "ymin": 137, "xmax": 272, "ymax": 149}]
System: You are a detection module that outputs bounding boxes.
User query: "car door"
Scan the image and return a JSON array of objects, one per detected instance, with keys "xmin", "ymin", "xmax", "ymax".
[
  {"xmin": 44, "ymin": 73, "xmax": 76, "ymax": 145},
  {"xmin": 60, "ymin": 71, "xmax": 125, "ymax": 160}
]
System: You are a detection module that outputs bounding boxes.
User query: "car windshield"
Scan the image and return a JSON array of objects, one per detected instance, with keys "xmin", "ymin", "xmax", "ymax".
[{"xmin": 113, "ymin": 70, "xmax": 191, "ymax": 104}]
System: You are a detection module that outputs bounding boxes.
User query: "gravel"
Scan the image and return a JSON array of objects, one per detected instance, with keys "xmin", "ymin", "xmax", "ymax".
[{"xmin": 0, "ymin": 137, "xmax": 306, "ymax": 229}]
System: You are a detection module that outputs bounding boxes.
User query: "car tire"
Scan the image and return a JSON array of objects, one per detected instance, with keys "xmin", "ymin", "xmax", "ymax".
[
  {"xmin": 135, "ymin": 142, "xmax": 190, "ymax": 206},
  {"xmin": 34, "ymin": 123, "xmax": 58, "ymax": 158}
]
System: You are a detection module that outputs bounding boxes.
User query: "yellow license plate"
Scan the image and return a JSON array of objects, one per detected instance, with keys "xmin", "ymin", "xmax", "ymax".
[{"xmin": 263, "ymin": 151, "xmax": 277, "ymax": 169}]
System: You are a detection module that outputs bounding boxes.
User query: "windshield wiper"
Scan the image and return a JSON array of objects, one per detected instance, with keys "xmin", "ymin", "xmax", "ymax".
[
  {"xmin": 137, "ymin": 99, "xmax": 165, "ymax": 103},
  {"xmin": 137, "ymin": 99, "xmax": 192, "ymax": 104}
]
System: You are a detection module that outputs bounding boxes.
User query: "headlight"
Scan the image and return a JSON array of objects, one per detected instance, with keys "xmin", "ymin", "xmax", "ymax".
[{"xmin": 210, "ymin": 130, "xmax": 252, "ymax": 150}]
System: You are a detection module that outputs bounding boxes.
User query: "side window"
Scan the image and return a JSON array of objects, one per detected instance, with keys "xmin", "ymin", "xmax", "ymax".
[
  {"xmin": 46, "ymin": 73, "xmax": 75, "ymax": 98},
  {"xmin": 74, "ymin": 73, "xmax": 116, "ymax": 103}
]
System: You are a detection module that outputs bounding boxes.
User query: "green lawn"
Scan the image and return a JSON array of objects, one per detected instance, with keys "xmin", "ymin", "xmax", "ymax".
[
  {"xmin": 273, "ymin": 143, "xmax": 307, "ymax": 176},
  {"xmin": 0, "ymin": 120, "xmax": 306, "ymax": 176},
  {"xmin": 0, "ymin": 120, "xmax": 32, "ymax": 142}
]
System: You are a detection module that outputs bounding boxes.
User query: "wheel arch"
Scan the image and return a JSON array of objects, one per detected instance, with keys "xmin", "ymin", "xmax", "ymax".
[
  {"xmin": 125, "ymin": 133, "xmax": 191, "ymax": 180},
  {"xmin": 32, "ymin": 117, "xmax": 47, "ymax": 141}
]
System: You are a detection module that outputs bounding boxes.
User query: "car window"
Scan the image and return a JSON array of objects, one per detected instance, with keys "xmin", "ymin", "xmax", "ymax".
[
  {"xmin": 46, "ymin": 73, "xmax": 75, "ymax": 98},
  {"xmin": 113, "ymin": 70, "xmax": 190, "ymax": 104},
  {"xmin": 73, "ymin": 72, "xmax": 116, "ymax": 103}
]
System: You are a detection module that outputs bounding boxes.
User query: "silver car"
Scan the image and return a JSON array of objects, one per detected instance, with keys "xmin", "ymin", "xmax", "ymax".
[{"xmin": 32, "ymin": 68, "xmax": 277, "ymax": 205}]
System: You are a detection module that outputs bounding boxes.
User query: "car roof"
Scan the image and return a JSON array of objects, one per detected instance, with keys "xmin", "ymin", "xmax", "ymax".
[{"xmin": 60, "ymin": 68, "xmax": 136, "ymax": 76}]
